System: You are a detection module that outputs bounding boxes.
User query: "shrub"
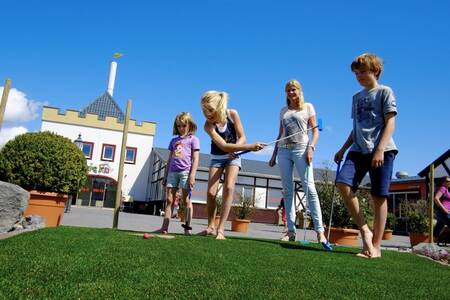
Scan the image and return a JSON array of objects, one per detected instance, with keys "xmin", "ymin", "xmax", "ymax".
[
  {"xmin": 233, "ymin": 194, "xmax": 255, "ymax": 220},
  {"xmin": 404, "ymin": 200, "xmax": 429, "ymax": 233},
  {"xmin": 0, "ymin": 131, "xmax": 87, "ymax": 193},
  {"xmin": 386, "ymin": 212, "xmax": 396, "ymax": 230},
  {"xmin": 317, "ymin": 162, "xmax": 357, "ymax": 229}
]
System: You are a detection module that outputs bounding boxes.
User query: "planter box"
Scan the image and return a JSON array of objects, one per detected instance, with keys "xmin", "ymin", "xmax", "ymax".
[
  {"xmin": 231, "ymin": 219, "xmax": 250, "ymax": 233},
  {"xmin": 382, "ymin": 229, "xmax": 393, "ymax": 240},
  {"xmin": 24, "ymin": 191, "xmax": 68, "ymax": 227},
  {"xmin": 409, "ymin": 232, "xmax": 429, "ymax": 247},
  {"xmin": 214, "ymin": 215, "xmax": 221, "ymax": 227},
  {"xmin": 327, "ymin": 228, "xmax": 359, "ymax": 247}
]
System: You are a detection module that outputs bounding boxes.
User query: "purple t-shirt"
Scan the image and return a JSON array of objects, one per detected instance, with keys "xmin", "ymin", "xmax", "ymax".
[
  {"xmin": 437, "ymin": 186, "xmax": 450, "ymax": 210},
  {"xmin": 168, "ymin": 135, "xmax": 200, "ymax": 172}
]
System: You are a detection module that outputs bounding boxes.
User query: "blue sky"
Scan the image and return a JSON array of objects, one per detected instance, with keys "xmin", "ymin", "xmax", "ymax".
[{"xmin": 1, "ymin": 0, "xmax": 449, "ymax": 176}]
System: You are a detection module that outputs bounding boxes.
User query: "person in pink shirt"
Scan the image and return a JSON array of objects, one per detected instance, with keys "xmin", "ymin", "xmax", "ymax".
[{"xmin": 433, "ymin": 176, "xmax": 450, "ymax": 238}]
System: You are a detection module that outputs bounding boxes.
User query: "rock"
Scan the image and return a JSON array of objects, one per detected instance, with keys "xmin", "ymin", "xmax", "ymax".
[{"xmin": 0, "ymin": 181, "xmax": 29, "ymax": 233}]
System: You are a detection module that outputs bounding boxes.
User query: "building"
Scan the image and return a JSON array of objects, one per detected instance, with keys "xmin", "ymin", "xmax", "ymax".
[{"xmin": 41, "ymin": 60, "xmax": 156, "ymax": 208}]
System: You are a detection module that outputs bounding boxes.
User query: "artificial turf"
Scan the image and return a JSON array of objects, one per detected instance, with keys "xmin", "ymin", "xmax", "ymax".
[{"xmin": 0, "ymin": 226, "xmax": 448, "ymax": 299}]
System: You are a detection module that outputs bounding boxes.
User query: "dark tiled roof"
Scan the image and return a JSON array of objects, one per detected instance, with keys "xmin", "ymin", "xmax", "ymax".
[
  {"xmin": 80, "ymin": 92, "xmax": 125, "ymax": 121},
  {"xmin": 153, "ymin": 147, "xmax": 341, "ymax": 183},
  {"xmin": 391, "ymin": 175, "xmax": 423, "ymax": 183}
]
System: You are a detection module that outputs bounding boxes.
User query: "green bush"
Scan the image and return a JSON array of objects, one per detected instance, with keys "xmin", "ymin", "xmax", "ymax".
[
  {"xmin": 0, "ymin": 131, "xmax": 87, "ymax": 193},
  {"xmin": 404, "ymin": 200, "xmax": 429, "ymax": 233},
  {"xmin": 317, "ymin": 163, "xmax": 357, "ymax": 229},
  {"xmin": 233, "ymin": 195, "xmax": 255, "ymax": 220},
  {"xmin": 386, "ymin": 212, "xmax": 396, "ymax": 230}
]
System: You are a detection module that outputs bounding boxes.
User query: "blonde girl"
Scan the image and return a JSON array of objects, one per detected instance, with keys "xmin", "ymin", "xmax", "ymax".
[
  {"xmin": 158, "ymin": 112, "xmax": 200, "ymax": 235},
  {"xmin": 200, "ymin": 91, "xmax": 265, "ymax": 240},
  {"xmin": 269, "ymin": 80, "xmax": 331, "ymax": 250}
]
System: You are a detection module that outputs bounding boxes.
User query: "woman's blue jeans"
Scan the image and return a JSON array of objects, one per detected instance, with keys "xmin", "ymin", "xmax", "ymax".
[{"xmin": 277, "ymin": 145, "xmax": 325, "ymax": 234}]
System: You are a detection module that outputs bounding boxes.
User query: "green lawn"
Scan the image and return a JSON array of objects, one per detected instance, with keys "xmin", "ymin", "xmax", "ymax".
[{"xmin": 0, "ymin": 227, "xmax": 448, "ymax": 299}]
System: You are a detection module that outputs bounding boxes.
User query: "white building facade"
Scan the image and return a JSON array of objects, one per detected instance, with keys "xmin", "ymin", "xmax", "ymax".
[{"xmin": 41, "ymin": 93, "xmax": 156, "ymax": 208}]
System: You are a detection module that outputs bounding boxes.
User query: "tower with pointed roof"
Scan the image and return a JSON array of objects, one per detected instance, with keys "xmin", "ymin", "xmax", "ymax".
[{"xmin": 41, "ymin": 57, "xmax": 156, "ymax": 208}]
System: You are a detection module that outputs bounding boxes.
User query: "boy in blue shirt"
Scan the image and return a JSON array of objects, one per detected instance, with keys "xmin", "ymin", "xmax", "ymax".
[{"xmin": 334, "ymin": 53, "xmax": 398, "ymax": 258}]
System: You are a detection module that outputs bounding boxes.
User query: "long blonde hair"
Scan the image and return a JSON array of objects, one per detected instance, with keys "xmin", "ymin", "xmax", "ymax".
[
  {"xmin": 200, "ymin": 90, "xmax": 229, "ymax": 124},
  {"xmin": 172, "ymin": 112, "xmax": 197, "ymax": 135},
  {"xmin": 285, "ymin": 79, "xmax": 305, "ymax": 110}
]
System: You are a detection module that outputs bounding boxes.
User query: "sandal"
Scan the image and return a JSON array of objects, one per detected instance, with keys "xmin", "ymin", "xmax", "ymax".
[{"xmin": 181, "ymin": 224, "xmax": 193, "ymax": 231}]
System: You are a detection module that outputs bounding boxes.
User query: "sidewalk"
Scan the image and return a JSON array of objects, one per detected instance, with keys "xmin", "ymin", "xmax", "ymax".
[{"xmin": 62, "ymin": 206, "xmax": 412, "ymax": 249}]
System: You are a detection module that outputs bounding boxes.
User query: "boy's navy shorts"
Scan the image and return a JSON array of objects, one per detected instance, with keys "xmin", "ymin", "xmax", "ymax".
[{"xmin": 336, "ymin": 150, "xmax": 397, "ymax": 198}]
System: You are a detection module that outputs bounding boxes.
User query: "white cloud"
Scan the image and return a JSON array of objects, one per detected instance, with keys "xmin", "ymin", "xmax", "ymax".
[
  {"xmin": 0, "ymin": 126, "xmax": 28, "ymax": 147},
  {"xmin": 0, "ymin": 87, "xmax": 47, "ymax": 123}
]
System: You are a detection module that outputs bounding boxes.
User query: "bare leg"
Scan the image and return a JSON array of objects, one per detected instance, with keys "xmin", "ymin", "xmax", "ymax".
[
  {"xmin": 371, "ymin": 195, "xmax": 387, "ymax": 258},
  {"xmin": 158, "ymin": 187, "xmax": 177, "ymax": 233},
  {"xmin": 336, "ymin": 183, "xmax": 374, "ymax": 257},
  {"xmin": 198, "ymin": 167, "xmax": 223, "ymax": 236},
  {"xmin": 216, "ymin": 165, "xmax": 239, "ymax": 240},
  {"xmin": 181, "ymin": 189, "xmax": 192, "ymax": 235}
]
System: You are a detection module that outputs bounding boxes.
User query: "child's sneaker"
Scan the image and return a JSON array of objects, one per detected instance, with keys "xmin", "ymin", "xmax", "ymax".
[{"xmin": 280, "ymin": 231, "xmax": 296, "ymax": 242}]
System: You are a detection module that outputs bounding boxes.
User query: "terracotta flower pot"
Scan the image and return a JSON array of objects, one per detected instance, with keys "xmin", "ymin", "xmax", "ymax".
[
  {"xmin": 382, "ymin": 229, "xmax": 393, "ymax": 240},
  {"xmin": 214, "ymin": 215, "xmax": 221, "ymax": 227},
  {"xmin": 409, "ymin": 232, "xmax": 429, "ymax": 247},
  {"xmin": 24, "ymin": 191, "xmax": 68, "ymax": 227},
  {"xmin": 178, "ymin": 211, "xmax": 185, "ymax": 223},
  {"xmin": 327, "ymin": 227, "xmax": 360, "ymax": 247},
  {"xmin": 231, "ymin": 219, "xmax": 250, "ymax": 233}
]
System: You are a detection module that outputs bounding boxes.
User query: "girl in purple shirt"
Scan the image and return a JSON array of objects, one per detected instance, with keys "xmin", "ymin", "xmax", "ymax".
[{"xmin": 158, "ymin": 112, "xmax": 200, "ymax": 235}]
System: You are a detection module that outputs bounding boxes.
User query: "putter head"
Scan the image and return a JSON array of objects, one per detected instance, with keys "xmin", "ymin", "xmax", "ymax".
[{"xmin": 317, "ymin": 118, "xmax": 323, "ymax": 131}]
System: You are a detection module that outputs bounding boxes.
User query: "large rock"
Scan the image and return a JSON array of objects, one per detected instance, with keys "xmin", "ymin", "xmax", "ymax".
[{"xmin": 0, "ymin": 181, "xmax": 29, "ymax": 233}]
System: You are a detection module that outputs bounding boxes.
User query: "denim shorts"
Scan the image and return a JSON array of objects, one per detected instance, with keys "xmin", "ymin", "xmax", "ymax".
[
  {"xmin": 166, "ymin": 171, "xmax": 190, "ymax": 190},
  {"xmin": 209, "ymin": 156, "xmax": 241, "ymax": 169},
  {"xmin": 336, "ymin": 150, "xmax": 396, "ymax": 198}
]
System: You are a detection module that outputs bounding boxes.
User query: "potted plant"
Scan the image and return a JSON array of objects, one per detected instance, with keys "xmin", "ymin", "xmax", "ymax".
[
  {"xmin": 404, "ymin": 199, "xmax": 429, "ymax": 247},
  {"xmin": 214, "ymin": 195, "xmax": 222, "ymax": 227},
  {"xmin": 231, "ymin": 194, "xmax": 255, "ymax": 233},
  {"xmin": 317, "ymin": 162, "xmax": 360, "ymax": 246},
  {"xmin": 383, "ymin": 212, "xmax": 396, "ymax": 240},
  {"xmin": 0, "ymin": 132, "xmax": 87, "ymax": 226}
]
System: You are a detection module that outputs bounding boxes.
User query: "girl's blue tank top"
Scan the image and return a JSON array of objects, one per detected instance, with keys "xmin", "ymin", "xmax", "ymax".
[{"xmin": 211, "ymin": 114, "xmax": 237, "ymax": 155}]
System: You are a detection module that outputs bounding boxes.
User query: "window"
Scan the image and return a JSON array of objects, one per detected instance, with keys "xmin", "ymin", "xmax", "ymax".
[
  {"xmin": 101, "ymin": 144, "xmax": 116, "ymax": 162},
  {"xmin": 81, "ymin": 142, "xmax": 94, "ymax": 160},
  {"xmin": 125, "ymin": 147, "xmax": 137, "ymax": 164}
]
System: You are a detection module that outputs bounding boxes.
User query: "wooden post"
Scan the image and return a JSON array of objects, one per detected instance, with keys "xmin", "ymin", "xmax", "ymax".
[
  {"xmin": 112, "ymin": 99, "xmax": 131, "ymax": 229},
  {"xmin": 429, "ymin": 164, "xmax": 435, "ymax": 243},
  {"xmin": 0, "ymin": 79, "xmax": 12, "ymax": 133}
]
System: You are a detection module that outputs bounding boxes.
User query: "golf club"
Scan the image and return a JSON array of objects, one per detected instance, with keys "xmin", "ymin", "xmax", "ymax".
[{"xmin": 327, "ymin": 161, "xmax": 342, "ymax": 242}]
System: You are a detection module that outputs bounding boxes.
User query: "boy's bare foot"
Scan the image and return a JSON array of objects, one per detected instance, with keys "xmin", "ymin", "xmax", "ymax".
[
  {"xmin": 216, "ymin": 230, "xmax": 226, "ymax": 240},
  {"xmin": 197, "ymin": 227, "xmax": 216, "ymax": 236},
  {"xmin": 184, "ymin": 229, "xmax": 192, "ymax": 236},
  {"xmin": 359, "ymin": 229, "xmax": 375, "ymax": 256}
]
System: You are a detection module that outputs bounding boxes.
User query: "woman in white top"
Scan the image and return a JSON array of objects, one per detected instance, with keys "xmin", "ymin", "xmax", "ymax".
[{"xmin": 269, "ymin": 79, "xmax": 331, "ymax": 250}]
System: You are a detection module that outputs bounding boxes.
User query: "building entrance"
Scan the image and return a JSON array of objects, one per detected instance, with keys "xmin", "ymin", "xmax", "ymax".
[{"xmin": 77, "ymin": 176, "xmax": 117, "ymax": 208}]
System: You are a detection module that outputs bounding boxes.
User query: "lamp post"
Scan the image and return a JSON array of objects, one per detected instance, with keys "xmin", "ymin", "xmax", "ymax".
[{"xmin": 74, "ymin": 134, "xmax": 83, "ymax": 151}]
